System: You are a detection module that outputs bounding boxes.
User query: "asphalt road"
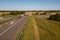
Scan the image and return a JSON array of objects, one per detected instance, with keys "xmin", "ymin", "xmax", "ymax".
[{"xmin": 0, "ymin": 16, "xmax": 28, "ymax": 40}]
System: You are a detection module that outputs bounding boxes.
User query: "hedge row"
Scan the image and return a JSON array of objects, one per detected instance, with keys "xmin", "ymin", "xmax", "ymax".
[
  {"xmin": 49, "ymin": 13, "xmax": 60, "ymax": 21},
  {"xmin": 2, "ymin": 11, "xmax": 25, "ymax": 16}
]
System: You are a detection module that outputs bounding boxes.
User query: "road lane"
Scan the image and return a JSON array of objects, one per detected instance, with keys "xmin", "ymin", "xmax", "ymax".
[
  {"xmin": 0, "ymin": 16, "xmax": 21, "ymax": 33},
  {"xmin": 0, "ymin": 16, "xmax": 28, "ymax": 40}
]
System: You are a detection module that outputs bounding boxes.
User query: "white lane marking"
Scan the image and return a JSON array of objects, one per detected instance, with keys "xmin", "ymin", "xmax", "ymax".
[
  {"xmin": 0, "ymin": 25, "xmax": 1, "ymax": 27},
  {"xmin": 0, "ymin": 16, "xmax": 26, "ymax": 36},
  {"xmin": 6, "ymin": 22, "xmax": 8, "ymax": 24},
  {"xmin": 10, "ymin": 22, "xmax": 14, "ymax": 25},
  {"xmin": 0, "ymin": 17, "xmax": 3, "ymax": 19},
  {"xmin": 0, "ymin": 22, "xmax": 16, "ymax": 36}
]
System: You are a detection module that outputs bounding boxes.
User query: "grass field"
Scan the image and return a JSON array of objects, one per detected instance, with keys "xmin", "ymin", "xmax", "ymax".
[
  {"xmin": 21, "ymin": 16, "xmax": 35, "ymax": 40},
  {"xmin": 35, "ymin": 17, "xmax": 60, "ymax": 40}
]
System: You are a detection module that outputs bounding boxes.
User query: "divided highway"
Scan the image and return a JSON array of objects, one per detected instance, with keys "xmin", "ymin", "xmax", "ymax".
[{"xmin": 0, "ymin": 16, "xmax": 28, "ymax": 40}]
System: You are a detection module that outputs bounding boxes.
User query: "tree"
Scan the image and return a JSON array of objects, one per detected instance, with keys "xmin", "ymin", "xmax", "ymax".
[
  {"xmin": 49, "ymin": 13, "xmax": 60, "ymax": 21},
  {"xmin": 9, "ymin": 11, "xmax": 25, "ymax": 15}
]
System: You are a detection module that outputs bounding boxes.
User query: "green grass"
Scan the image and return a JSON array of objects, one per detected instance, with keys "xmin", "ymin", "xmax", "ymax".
[
  {"xmin": 21, "ymin": 16, "xmax": 35, "ymax": 40},
  {"xmin": 35, "ymin": 17, "xmax": 60, "ymax": 40}
]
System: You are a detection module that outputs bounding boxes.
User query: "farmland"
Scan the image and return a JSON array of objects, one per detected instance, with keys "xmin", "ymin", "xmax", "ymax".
[
  {"xmin": 20, "ymin": 15, "xmax": 60, "ymax": 40},
  {"xmin": 35, "ymin": 15, "xmax": 60, "ymax": 40}
]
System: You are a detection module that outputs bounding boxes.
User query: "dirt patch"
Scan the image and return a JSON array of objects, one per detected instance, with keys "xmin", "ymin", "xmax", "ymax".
[{"xmin": 33, "ymin": 17, "xmax": 40, "ymax": 40}]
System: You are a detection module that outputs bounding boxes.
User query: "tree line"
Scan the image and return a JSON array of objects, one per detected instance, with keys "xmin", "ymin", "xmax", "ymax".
[
  {"xmin": 2, "ymin": 11, "xmax": 25, "ymax": 16},
  {"xmin": 49, "ymin": 13, "xmax": 60, "ymax": 21}
]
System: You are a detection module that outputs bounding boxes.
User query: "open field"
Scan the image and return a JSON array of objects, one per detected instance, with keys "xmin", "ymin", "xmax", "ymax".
[
  {"xmin": 35, "ymin": 16, "xmax": 60, "ymax": 40},
  {"xmin": 20, "ymin": 15, "xmax": 60, "ymax": 40},
  {"xmin": 35, "ymin": 15, "xmax": 50, "ymax": 19},
  {"xmin": 21, "ymin": 16, "xmax": 35, "ymax": 40}
]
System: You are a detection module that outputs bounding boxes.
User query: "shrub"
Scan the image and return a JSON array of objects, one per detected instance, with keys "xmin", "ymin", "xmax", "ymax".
[{"xmin": 49, "ymin": 13, "xmax": 60, "ymax": 21}]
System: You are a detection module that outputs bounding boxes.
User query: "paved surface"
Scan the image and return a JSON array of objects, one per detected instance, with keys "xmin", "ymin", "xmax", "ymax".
[
  {"xmin": 0, "ymin": 16, "xmax": 28, "ymax": 40},
  {"xmin": 0, "ymin": 15, "xmax": 16, "ymax": 22}
]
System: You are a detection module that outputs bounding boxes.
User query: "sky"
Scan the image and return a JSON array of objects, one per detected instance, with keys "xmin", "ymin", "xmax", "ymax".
[{"xmin": 0, "ymin": 0, "xmax": 60, "ymax": 10}]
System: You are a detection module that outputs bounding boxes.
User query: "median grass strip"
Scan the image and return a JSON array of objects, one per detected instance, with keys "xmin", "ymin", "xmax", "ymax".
[
  {"xmin": 35, "ymin": 17, "xmax": 60, "ymax": 40},
  {"xmin": 21, "ymin": 16, "xmax": 35, "ymax": 40}
]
